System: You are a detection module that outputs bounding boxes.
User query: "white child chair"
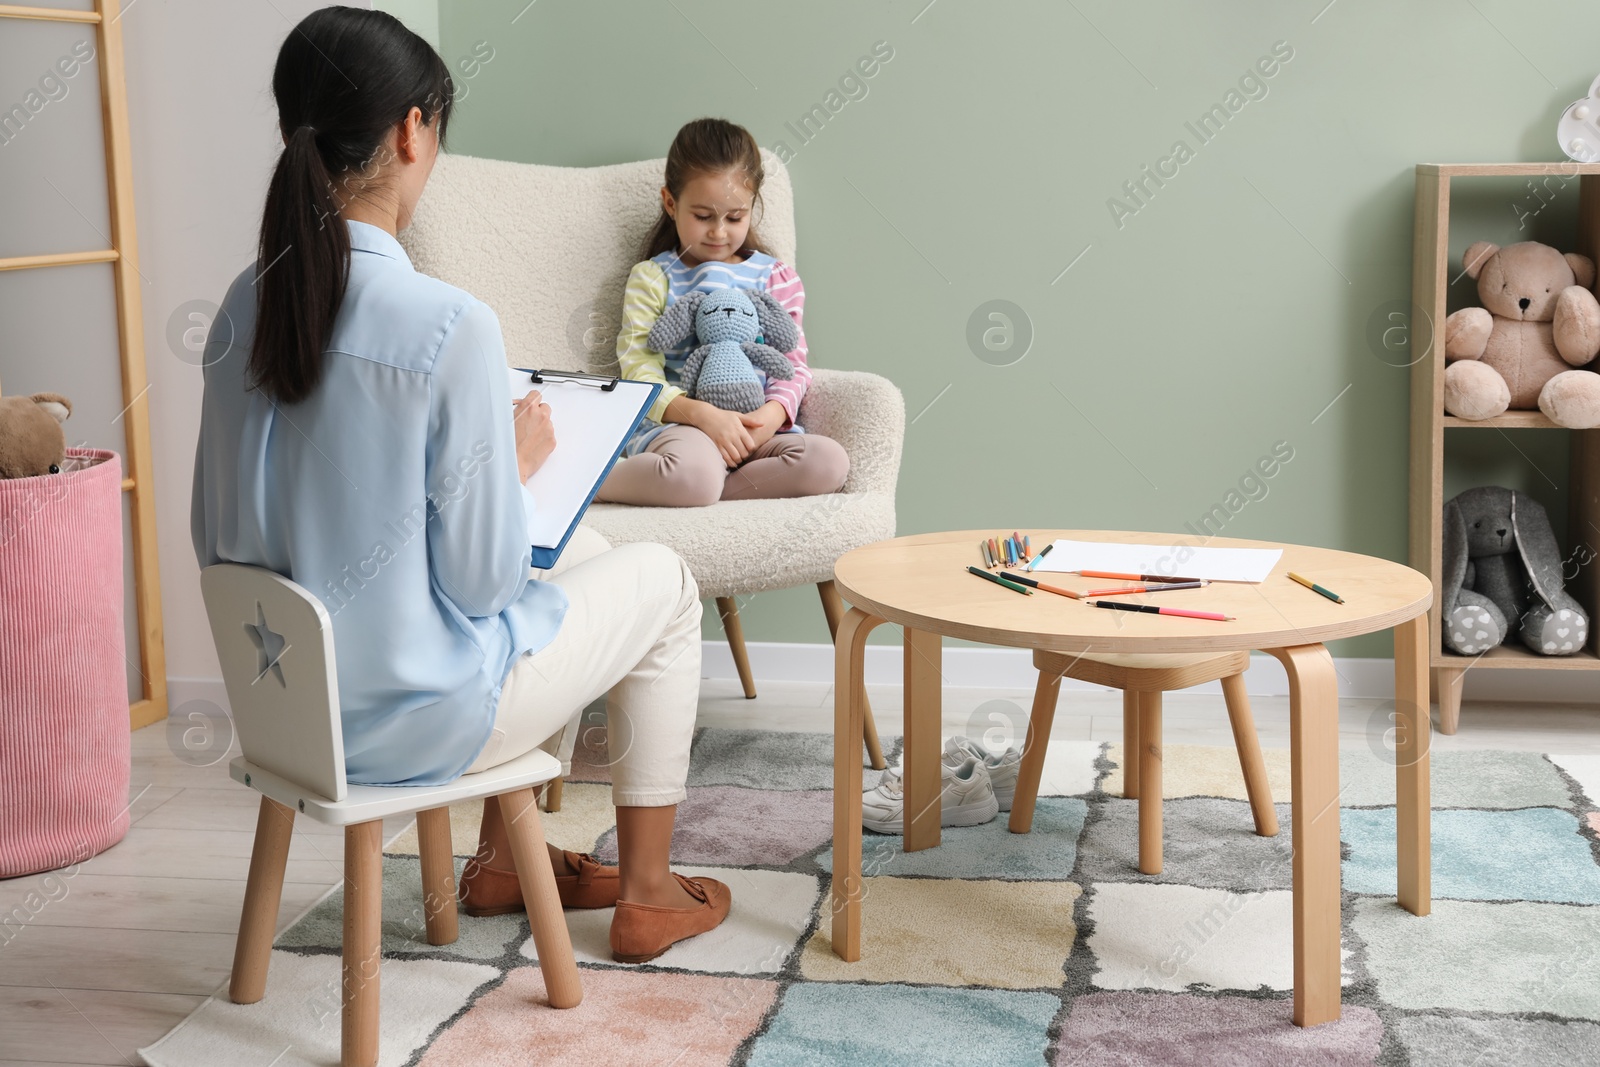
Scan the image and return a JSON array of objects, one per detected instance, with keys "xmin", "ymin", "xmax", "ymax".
[{"xmin": 200, "ymin": 563, "xmax": 582, "ymax": 1067}]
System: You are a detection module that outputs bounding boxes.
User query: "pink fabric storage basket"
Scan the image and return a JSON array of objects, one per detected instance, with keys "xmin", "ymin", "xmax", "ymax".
[{"xmin": 0, "ymin": 448, "xmax": 130, "ymax": 878}]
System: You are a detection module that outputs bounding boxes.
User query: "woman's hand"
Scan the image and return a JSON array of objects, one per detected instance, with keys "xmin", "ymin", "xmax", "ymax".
[
  {"xmin": 739, "ymin": 401, "xmax": 787, "ymax": 452},
  {"xmin": 513, "ymin": 390, "xmax": 556, "ymax": 482}
]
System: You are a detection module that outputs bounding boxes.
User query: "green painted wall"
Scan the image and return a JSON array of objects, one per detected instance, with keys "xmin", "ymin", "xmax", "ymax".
[
  {"xmin": 413, "ymin": 0, "xmax": 1600, "ymax": 656},
  {"xmin": 376, "ymin": 0, "xmax": 439, "ymax": 49}
]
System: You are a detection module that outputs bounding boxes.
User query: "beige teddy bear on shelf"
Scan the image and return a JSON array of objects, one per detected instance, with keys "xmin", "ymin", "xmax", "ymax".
[{"xmin": 1444, "ymin": 240, "xmax": 1600, "ymax": 427}]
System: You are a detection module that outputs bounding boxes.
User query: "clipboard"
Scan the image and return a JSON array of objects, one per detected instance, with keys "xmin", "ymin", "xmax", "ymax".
[{"xmin": 508, "ymin": 367, "xmax": 661, "ymax": 569}]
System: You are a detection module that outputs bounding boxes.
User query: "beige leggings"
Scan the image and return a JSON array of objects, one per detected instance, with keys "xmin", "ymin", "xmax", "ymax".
[{"xmin": 595, "ymin": 424, "xmax": 850, "ymax": 507}]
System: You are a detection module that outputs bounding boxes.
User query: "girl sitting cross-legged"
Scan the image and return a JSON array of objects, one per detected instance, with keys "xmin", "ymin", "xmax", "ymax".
[{"xmin": 595, "ymin": 117, "xmax": 849, "ymax": 507}]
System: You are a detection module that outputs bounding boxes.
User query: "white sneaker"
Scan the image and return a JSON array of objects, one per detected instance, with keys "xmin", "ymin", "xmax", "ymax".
[
  {"xmin": 861, "ymin": 756, "xmax": 999, "ymax": 834},
  {"xmin": 943, "ymin": 736, "xmax": 1022, "ymax": 811}
]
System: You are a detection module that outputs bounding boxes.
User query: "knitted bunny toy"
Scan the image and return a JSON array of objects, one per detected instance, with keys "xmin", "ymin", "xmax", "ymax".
[
  {"xmin": 1441, "ymin": 486, "xmax": 1588, "ymax": 656},
  {"xmin": 646, "ymin": 288, "xmax": 798, "ymax": 414}
]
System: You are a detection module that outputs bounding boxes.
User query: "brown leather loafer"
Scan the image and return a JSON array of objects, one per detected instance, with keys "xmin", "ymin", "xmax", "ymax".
[
  {"xmin": 609, "ymin": 874, "xmax": 733, "ymax": 963},
  {"xmin": 554, "ymin": 850, "xmax": 621, "ymax": 909},
  {"xmin": 458, "ymin": 850, "xmax": 621, "ymax": 916}
]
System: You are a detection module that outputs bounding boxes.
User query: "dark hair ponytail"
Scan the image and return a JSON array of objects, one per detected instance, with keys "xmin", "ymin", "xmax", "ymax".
[
  {"xmin": 251, "ymin": 6, "xmax": 455, "ymax": 405},
  {"xmin": 642, "ymin": 117, "xmax": 770, "ymax": 261}
]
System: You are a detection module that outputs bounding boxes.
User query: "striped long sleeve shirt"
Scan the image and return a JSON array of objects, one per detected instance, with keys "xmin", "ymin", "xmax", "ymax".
[{"xmin": 615, "ymin": 249, "xmax": 812, "ymax": 456}]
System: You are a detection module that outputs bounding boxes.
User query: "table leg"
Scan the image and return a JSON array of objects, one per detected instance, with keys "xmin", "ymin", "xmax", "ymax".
[
  {"xmin": 832, "ymin": 606, "xmax": 883, "ymax": 962},
  {"xmin": 1266, "ymin": 643, "xmax": 1342, "ymax": 1028},
  {"xmin": 903, "ymin": 628, "xmax": 943, "ymax": 853},
  {"xmin": 1137, "ymin": 691, "xmax": 1163, "ymax": 876},
  {"xmin": 1394, "ymin": 614, "xmax": 1432, "ymax": 916}
]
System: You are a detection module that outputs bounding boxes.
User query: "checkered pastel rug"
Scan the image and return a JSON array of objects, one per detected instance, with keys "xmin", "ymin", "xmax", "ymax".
[{"xmin": 139, "ymin": 730, "xmax": 1600, "ymax": 1066}]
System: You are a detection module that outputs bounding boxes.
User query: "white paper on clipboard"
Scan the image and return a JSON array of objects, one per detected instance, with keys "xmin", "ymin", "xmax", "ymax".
[{"xmin": 507, "ymin": 367, "xmax": 657, "ymax": 550}]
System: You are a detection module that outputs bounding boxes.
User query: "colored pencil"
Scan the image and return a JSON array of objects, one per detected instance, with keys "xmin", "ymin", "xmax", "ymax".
[
  {"xmin": 1071, "ymin": 570, "xmax": 1206, "ymax": 584},
  {"xmin": 1084, "ymin": 581, "xmax": 1208, "ymax": 596},
  {"xmin": 1288, "ymin": 571, "xmax": 1344, "ymax": 604},
  {"xmin": 979, "ymin": 541, "xmax": 991, "ymax": 568},
  {"xmin": 1090, "ymin": 601, "xmax": 1233, "ymax": 621},
  {"xmin": 967, "ymin": 565, "xmax": 1032, "ymax": 595},
  {"xmin": 1026, "ymin": 542, "xmax": 1054, "ymax": 571},
  {"xmin": 999, "ymin": 570, "xmax": 1087, "ymax": 599}
]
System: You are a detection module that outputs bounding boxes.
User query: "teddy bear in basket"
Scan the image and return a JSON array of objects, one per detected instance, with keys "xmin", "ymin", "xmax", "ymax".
[
  {"xmin": 0, "ymin": 376, "xmax": 72, "ymax": 479},
  {"xmin": 1441, "ymin": 486, "xmax": 1588, "ymax": 656},
  {"xmin": 1444, "ymin": 240, "xmax": 1600, "ymax": 427},
  {"xmin": 645, "ymin": 287, "xmax": 799, "ymax": 414}
]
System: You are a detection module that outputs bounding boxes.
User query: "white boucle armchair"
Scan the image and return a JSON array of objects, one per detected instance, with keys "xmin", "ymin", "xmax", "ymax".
[{"xmin": 399, "ymin": 150, "xmax": 903, "ymax": 796}]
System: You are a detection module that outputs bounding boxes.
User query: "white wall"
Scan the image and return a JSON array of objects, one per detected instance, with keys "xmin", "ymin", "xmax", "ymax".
[{"xmin": 101, "ymin": 2, "xmax": 347, "ymax": 692}]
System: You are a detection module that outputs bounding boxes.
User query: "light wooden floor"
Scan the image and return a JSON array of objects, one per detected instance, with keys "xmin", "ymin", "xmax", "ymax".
[{"xmin": 2, "ymin": 678, "xmax": 1596, "ymax": 1066}]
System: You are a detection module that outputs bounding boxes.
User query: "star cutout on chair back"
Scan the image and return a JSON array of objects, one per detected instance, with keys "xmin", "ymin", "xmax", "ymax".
[{"xmin": 245, "ymin": 602, "xmax": 290, "ymax": 687}]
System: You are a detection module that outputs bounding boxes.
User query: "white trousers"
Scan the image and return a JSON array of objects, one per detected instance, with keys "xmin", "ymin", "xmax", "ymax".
[{"xmin": 463, "ymin": 526, "xmax": 702, "ymax": 807}]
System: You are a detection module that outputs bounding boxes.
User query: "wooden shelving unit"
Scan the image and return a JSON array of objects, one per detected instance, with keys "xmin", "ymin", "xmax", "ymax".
[{"xmin": 1410, "ymin": 162, "xmax": 1600, "ymax": 733}]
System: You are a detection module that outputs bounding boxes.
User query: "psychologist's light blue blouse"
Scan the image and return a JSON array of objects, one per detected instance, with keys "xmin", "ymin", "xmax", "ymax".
[{"xmin": 191, "ymin": 219, "xmax": 569, "ymax": 786}]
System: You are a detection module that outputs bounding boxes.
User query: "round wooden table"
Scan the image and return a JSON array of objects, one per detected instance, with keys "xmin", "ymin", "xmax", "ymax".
[{"xmin": 829, "ymin": 530, "xmax": 1434, "ymax": 1028}]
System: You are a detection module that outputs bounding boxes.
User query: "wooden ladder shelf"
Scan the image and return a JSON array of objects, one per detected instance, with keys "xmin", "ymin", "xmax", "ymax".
[{"xmin": 0, "ymin": 0, "xmax": 166, "ymax": 729}]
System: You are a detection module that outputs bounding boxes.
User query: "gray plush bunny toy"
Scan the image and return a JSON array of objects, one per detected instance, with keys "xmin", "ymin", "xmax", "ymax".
[
  {"xmin": 1442, "ymin": 486, "xmax": 1588, "ymax": 656},
  {"xmin": 646, "ymin": 287, "xmax": 798, "ymax": 413}
]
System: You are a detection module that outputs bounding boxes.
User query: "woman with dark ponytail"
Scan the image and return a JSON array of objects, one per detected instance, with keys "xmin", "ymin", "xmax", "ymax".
[{"xmin": 193, "ymin": 6, "xmax": 729, "ymax": 965}]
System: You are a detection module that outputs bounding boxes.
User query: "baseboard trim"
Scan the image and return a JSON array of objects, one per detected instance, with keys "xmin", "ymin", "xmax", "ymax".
[{"xmin": 164, "ymin": 640, "xmax": 1600, "ymax": 716}]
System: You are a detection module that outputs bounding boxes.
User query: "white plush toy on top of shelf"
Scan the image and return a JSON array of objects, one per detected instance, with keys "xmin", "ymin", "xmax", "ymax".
[{"xmin": 1558, "ymin": 74, "xmax": 1600, "ymax": 162}]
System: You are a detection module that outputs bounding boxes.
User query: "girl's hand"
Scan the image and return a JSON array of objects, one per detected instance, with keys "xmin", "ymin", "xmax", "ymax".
[
  {"xmin": 693, "ymin": 404, "xmax": 756, "ymax": 467},
  {"xmin": 739, "ymin": 401, "xmax": 787, "ymax": 451},
  {"xmin": 513, "ymin": 390, "xmax": 556, "ymax": 481}
]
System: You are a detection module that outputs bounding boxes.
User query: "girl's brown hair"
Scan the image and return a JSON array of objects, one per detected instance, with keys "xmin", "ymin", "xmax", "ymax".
[{"xmin": 642, "ymin": 117, "xmax": 771, "ymax": 261}]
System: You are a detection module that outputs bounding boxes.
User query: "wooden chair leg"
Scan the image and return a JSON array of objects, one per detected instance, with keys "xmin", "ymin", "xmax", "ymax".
[
  {"xmin": 416, "ymin": 807, "xmax": 459, "ymax": 947},
  {"xmin": 1221, "ymin": 672, "xmax": 1279, "ymax": 838},
  {"xmin": 498, "ymin": 786, "xmax": 583, "ymax": 1008},
  {"xmin": 542, "ymin": 777, "xmax": 564, "ymax": 813},
  {"xmin": 859, "ymin": 693, "xmax": 886, "ymax": 771},
  {"xmin": 819, "ymin": 580, "xmax": 885, "ymax": 770},
  {"xmin": 1137, "ymin": 691, "xmax": 1163, "ymax": 875},
  {"xmin": 1009, "ymin": 666, "xmax": 1063, "ymax": 833},
  {"xmin": 716, "ymin": 596, "xmax": 757, "ymax": 699},
  {"xmin": 229, "ymin": 796, "xmax": 295, "ymax": 1005},
  {"xmin": 343, "ymin": 819, "xmax": 384, "ymax": 1067},
  {"xmin": 1122, "ymin": 690, "xmax": 1141, "ymax": 800}
]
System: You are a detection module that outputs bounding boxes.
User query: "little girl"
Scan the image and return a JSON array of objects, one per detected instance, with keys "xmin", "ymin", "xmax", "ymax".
[{"xmin": 595, "ymin": 117, "xmax": 849, "ymax": 507}]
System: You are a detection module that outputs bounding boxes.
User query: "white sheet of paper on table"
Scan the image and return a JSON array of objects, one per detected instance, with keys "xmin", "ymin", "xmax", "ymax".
[
  {"xmin": 1030, "ymin": 538, "xmax": 1284, "ymax": 583},
  {"xmin": 507, "ymin": 368, "xmax": 654, "ymax": 548}
]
